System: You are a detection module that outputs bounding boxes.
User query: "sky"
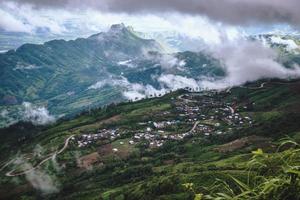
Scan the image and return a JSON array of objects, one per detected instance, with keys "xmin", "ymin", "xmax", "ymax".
[{"xmin": 0, "ymin": 0, "xmax": 299, "ymax": 45}]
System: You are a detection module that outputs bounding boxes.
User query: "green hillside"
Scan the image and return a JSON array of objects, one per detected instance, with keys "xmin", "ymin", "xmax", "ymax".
[
  {"xmin": 0, "ymin": 24, "xmax": 225, "ymax": 127},
  {"xmin": 1, "ymin": 79, "xmax": 300, "ymax": 199}
]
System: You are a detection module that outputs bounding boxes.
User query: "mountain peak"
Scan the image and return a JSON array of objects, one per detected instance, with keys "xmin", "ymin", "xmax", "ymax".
[
  {"xmin": 109, "ymin": 23, "xmax": 126, "ymax": 32},
  {"xmin": 88, "ymin": 23, "xmax": 130, "ymax": 39},
  {"xmin": 89, "ymin": 23, "xmax": 140, "ymax": 41}
]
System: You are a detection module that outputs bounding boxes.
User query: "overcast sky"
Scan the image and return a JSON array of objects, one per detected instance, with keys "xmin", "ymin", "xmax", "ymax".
[
  {"xmin": 4, "ymin": 0, "xmax": 300, "ymax": 25},
  {"xmin": 0, "ymin": 0, "xmax": 299, "ymax": 43}
]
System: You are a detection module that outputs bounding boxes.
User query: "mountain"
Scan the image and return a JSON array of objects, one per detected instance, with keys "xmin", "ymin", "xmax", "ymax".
[
  {"xmin": 1, "ymin": 79, "xmax": 300, "ymax": 199},
  {"xmin": 2, "ymin": 26, "xmax": 300, "ymax": 128},
  {"xmin": 254, "ymin": 34, "xmax": 300, "ymax": 53},
  {"xmin": 136, "ymin": 30, "xmax": 207, "ymax": 52},
  {"xmin": 0, "ymin": 24, "xmax": 224, "ymax": 127}
]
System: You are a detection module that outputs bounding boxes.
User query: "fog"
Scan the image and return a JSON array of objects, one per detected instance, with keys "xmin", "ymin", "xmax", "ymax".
[
  {"xmin": 23, "ymin": 102, "xmax": 55, "ymax": 125},
  {"xmin": 201, "ymin": 39, "xmax": 300, "ymax": 90},
  {"xmin": 12, "ymin": 157, "xmax": 59, "ymax": 194}
]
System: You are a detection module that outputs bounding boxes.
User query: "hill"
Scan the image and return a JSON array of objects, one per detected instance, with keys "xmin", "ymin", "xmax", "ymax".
[
  {"xmin": 1, "ymin": 79, "xmax": 300, "ymax": 199},
  {"xmin": 0, "ymin": 24, "xmax": 224, "ymax": 127}
]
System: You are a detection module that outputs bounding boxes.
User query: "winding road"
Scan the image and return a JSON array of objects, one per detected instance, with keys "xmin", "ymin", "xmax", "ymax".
[
  {"xmin": 226, "ymin": 82, "xmax": 267, "ymax": 93},
  {"xmin": 240, "ymin": 82, "xmax": 267, "ymax": 90},
  {"xmin": 3, "ymin": 135, "xmax": 74, "ymax": 177},
  {"xmin": 177, "ymin": 94, "xmax": 198, "ymax": 103}
]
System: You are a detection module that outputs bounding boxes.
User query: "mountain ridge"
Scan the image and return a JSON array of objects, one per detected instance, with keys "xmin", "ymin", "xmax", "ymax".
[{"xmin": 0, "ymin": 24, "xmax": 224, "ymax": 127}]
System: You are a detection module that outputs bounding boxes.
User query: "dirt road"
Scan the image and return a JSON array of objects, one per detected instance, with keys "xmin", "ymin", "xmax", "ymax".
[{"xmin": 4, "ymin": 135, "xmax": 74, "ymax": 177}]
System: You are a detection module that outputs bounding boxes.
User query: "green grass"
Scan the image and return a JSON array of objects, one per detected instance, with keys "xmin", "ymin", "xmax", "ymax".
[{"xmin": 1, "ymin": 79, "xmax": 300, "ymax": 199}]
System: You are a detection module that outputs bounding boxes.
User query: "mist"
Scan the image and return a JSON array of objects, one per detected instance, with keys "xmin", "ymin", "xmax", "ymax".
[
  {"xmin": 12, "ymin": 157, "xmax": 59, "ymax": 194},
  {"xmin": 23, "ymin": 102, "xmax": 56, "ymax": 125},
  {"xmin": 201, "ymin": 39, "xmax": 300, "ymax": 90}
]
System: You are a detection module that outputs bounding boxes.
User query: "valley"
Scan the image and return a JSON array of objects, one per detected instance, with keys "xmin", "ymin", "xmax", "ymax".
[
  {"xmin": 0, "ymin": 24, "xmax": 225, "ymax": 128},
  {"xmin": 2, "ymin": 1, "xmax": 300, "ymax": 200},
  {"xmin": 1, "ymin": 79, "xmax": 300, "ymax": 199}
]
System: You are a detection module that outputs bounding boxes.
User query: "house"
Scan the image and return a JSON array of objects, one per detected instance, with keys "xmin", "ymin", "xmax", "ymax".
[{"xmin": 129, "ymin": 140, "xmax": 134, "ymax": 145}]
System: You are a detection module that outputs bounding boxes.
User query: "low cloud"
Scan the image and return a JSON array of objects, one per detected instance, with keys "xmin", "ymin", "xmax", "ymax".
[
  {"xmin": 51, "ymin": 154, "xmax": 64, "ymax": 172},
  {"xmin": 158, "ymin": 74, "xmax": 199, "ymax": 91},
  {"xmin": 158, "ymin": 54, "xmax": 186, "ymax": 70},
  {"xmin": 33, "ymin": 144, "xmax": 45, "ymax": 158},
  {"xmin": 23, "ymin": 102, "xmax": 55, "ymax": 125},
  {"xmin": 201, "ymin": 39, "xmax": 300, "ymax": 89},
  {"xmin": 270, "ymin": 36, "xmax": 299, "ymax": 52},
  {"xmin": 25, "ymin": 166, "xmax": 59, "ymax": 194},
  {"xmin": 89, "ymin": 73, "xmax": 203, "ymax": 100},
  {"xmin": 13, "ymin": 157, "xmax": 59, "ymax": 194},
  {"xmin": 0, "ymin": 109, "xmax": 9, "ymax": 118},
  {"xmin": 89, "ymin": 76, "xmax": 166, "ymax": 100}
]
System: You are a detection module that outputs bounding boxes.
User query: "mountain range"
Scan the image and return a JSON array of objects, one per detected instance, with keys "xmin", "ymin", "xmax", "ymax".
[
  {"xmin": 0, "ymin": 24, "xmax": 224, "ymax": 127},
  {"xmin": 1, "ymin": 24, "xmax": 300, "ymax": 128}
]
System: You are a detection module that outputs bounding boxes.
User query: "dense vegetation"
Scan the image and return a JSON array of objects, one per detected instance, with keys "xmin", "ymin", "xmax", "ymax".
[
  {"xmin": 0, "ymin": 24, "xmax": 225, "ymax": 127},
  {"xmin": 1, "ymin": 79, "xmax": 300, "ymax": 199}
]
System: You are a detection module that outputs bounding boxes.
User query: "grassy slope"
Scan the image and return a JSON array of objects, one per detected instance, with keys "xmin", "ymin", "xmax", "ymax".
[{"xmin": 1, "ymin": 80, "xmax": 300, "ymax": 199}]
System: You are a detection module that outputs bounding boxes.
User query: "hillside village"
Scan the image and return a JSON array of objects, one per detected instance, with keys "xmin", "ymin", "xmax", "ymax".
[
  {"xmin": 74, "ymin": 90, "xmax": 254, "ymax": 150},
  {"xmin": 2, "ymin": 80, "xmax": 300, "ymax": 200}
]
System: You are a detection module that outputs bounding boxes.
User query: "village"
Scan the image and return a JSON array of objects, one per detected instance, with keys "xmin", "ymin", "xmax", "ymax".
[{"xmin": 74, "ymin": 91, "xmax": 254, "ymax": 150}]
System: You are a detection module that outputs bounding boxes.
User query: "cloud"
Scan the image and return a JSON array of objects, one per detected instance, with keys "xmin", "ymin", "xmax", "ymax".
[
  {"xmin": 33, "ymin": 144, "xmax": 45, "ymax": 158},
  {"xmin": 201, "ymin": 39, "xmax": 300, "ymax": 89},
  {"xmin": 0, "ymin": 1, "xmax": 243, "ymax": 47},
  {"xmin": 0, "ymin": 1, "xmax": 70, "ymax": 34},
  {"xmin": 89, "ymin": 73, "xmax": 201, "ymax": 101},
  {"xmin": 26, "ymin": 165, "xmax": 59, "ymax": 194},
  {"xmin": 270, "ymin": 36, "xmax": 299, "ymax": 51},
  {"xmin": 6, "ymin": 0, "xmax": 300, "ymax": 26},
  {"xmin": 51, "ymin": 154, "xmax": 64, "ymax": 172},
  {"xmin": 158, "ymin": 74, "xmax": 199, "ymax": 90},
  {"xmin": 13, "ymin": 157, "xmax": 59, "ymax": 194},
  {"xmin": 0, "ymin": 9, "xmax": 32, "ymax": 32},
  {"xmin": 88, "ymin": 76, "xmax": 167, "ymax": 100},
  {"xmin": 23, "ymin": 102, "xmax": 55, "ymax": 125},
  {"xmin": 158, "ymin": 54, "xmax": 186, "ymax": 70},
  {"xmin": 0, "ymin": 109, "xmax": 9, "ymax": 118}
]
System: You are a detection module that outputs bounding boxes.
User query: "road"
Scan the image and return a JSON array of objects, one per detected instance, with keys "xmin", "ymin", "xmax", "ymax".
[
  {"xmin": 183, "ymin": 121, "xmax": 200, "ymax": 135},
  {"xmin": 4, "ymin": 135, "xmax": 74, "ymax": 177},
  {"xmin": 241, "ymin": 82, "xmax": 267, "ymax": 90},
  {"xmin": 177, "ymin": 94, "xmax": 198, "ymax": 103},
  {"xmin": 0, "ymin": 159, "xmax": 15, "ymax": 172},
  {"xmin": 226, "ymin": 82, "xmax": 267, "ymax": 93},
  {"xmin": 190, "ymin": 121, "xmax": 200, "ymax": 132}
]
